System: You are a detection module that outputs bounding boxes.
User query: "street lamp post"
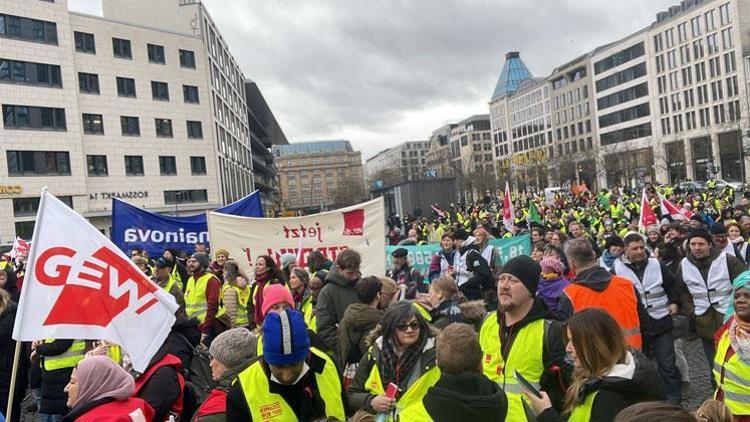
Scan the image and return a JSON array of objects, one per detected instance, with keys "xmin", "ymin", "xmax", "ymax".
[{"xmin": 174, "ymin": 191, "xmax": 184, "ymax": 216}]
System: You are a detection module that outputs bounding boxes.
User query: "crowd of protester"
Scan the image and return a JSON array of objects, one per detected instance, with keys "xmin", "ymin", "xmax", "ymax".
[{"xmin": 0, "ymin": 182, "xmax": 749, "ymax": 421}]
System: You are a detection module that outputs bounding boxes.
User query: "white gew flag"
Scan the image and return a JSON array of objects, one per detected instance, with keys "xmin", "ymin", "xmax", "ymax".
[
  {"xmin": 12, "ymin": 190, "xmax": 178, "ymax": 372},
  {"xmin": 502, "ymin": 181, "xmax": 515, "ymax": 231}
]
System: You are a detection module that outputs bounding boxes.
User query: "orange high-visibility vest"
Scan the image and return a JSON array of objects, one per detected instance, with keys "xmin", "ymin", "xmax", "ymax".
[{"xmin": 564, "ymin": 276, "xmax": 643, "ymax": 350}]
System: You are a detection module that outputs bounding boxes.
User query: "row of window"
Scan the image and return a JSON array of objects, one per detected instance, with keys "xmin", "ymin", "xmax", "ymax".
[
  {"xmin": 595, "ymin": 62, "xmax": 647, "ymax": 93},
  {"xmin": 656, "ymin": 52, "xmax": 736, "ymax": 95},
  {"xmin": 2, "ymin": 104, "xmax": 204, "ymax": 138},
  {"xmin": 655, "ymin": 29, "xmax": 734, "ymax": 73},
  {"xmin": 654, "ymin": 4, "xmax": 732, "ymax": 52},
  {"xmin": 0, "ymin": 59, "xmax": 61, "ymax": 87},
  {"xmin": 658, "ymin": 76, "xmax": 740, "ymax": 115},
  {"xmin": 598, "ymin": 103, "xmax": 651, "ymax": 129},
  {"xmin": 660, "ymin": 101, "xmax": 741, "ymax": 135},
  {"xmin": 0, "ymin": 14, "xmax": 57, "ymax": 44},
  {"xmin": 600, "ymin": 122, "xmax": 652, "ymax": 146},
  {"xmin": 594, "ymin": 42, "xmax": 645, "ymax": 75},
  {"xmin": 597, "ymin": 83, "xmax": 649, "ymax": 110},
  {"xmin": 86, "ymin": 155, "xmax": 207, "ymax": 177},
  {"xmin": 78, "ymin": 73, "xmax": 200, "ymax": 103},
  {"xmin": 73, "ymin": 31, "xmax": 196, "ymax": 68}
]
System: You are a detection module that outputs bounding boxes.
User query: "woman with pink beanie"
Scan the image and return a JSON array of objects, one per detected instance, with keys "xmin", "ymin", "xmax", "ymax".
[{"xmin": 536, "ymin": 256, "xmax": 570, "ymax": 314}]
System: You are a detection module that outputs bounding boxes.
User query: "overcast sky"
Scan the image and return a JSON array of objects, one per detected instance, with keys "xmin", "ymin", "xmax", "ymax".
[{"xmin": 69, "ymin": 0, "xmax": 678, "ymax": 159}]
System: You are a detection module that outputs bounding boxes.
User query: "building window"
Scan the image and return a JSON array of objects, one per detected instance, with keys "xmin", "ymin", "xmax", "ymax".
[
  {"xmin": 0, "ymin": 14, "xmax": 57, "ymax": 44},
  {"xmin": 86, "ymin": 155, "xmax": 108, "ymax": 176},
  {"xmin": 124, "ymin": 155, "xmax": 144, "ymax": 176},
  {"xmin": 179, "ymin": 49, "xmax": 196, "ymax": 68},
  {"xmin": 183, "ymin": 85, "xmax": 199, "ymax": 103},
  {"xmin": 186, "ymin": 120, "xmax": 203, "ymax": 139},
  {"xmin": 120, "ymin": 116, "xmax": 139, "ymax": 136},
  {"xmin": 73, "ymin": 31, "xmax": 95, "ymax": 53},
  {"xmin": 151, "ymin": 81, "xmax": 169, "ymax": 101},
  {"xmin": 7, "ymin": 150, "xmax": 70, "ymax": 176},
  {"xmin": 147, "ymin": 43, "xmax": 165, "ymax": 64},
  {"xmin": 593, "ymin": 42, "xmax": 645, "ymax": 74},
  {"xmin": 78, "ymin": 72, "xmax": 99, "ymax": 94},
  {"xmin": 159, "ymin": 156, "xmax": 177, "ymax": 175},
  {"xmin": 2, "ymin": 105, "xmax": 66, "ymax": 130},
  {"xmin": 0, "ymin": 59, "xmax": 61, "ymax": 88},
  {"xmin": 595, "ymin": 62, "xmax": 647, "ymax": 92},
  {"xmin": 164, "ymin": 189, "xmax": 207, "ymax": 204},
  {"xmin": 116, "ymin": 77, "xmax": 136, "ymax": 97},
  {"xmin": 13, "ymin": 195, "xmax": 72, "ymax": 217},
  {"xmin": 190, "ymin": 156, "xmax": 206, "ymax": 175},
  {"xmin": 599, "ymin": 123, "xmax": 652, "ymax": 146},
  {"xmin": 155, "ymin": 118, "xmax": 173, "ymax": 137},
  {"xmin": 82, "ymin": 113, "xmax": 103, "ymax": 134},
  {"xmin": 112, "ymin": 37, "xmax": 132, "ymax": 59}
]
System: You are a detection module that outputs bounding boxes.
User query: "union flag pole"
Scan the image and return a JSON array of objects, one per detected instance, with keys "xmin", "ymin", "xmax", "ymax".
[{"xmin": 6, "ymin": 187, "xmax": 49, "ymax": 421}]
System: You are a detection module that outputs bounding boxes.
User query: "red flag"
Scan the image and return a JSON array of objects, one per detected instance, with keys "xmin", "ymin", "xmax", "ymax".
[
  {"xmin": 502, "ymin": 181, "xmax": 514, "ymax": 231},
  {"xmin": 639, "ymin": 189, "xmax": 658, "ymax": 231},
  {"xmin": 658, "ymin": 192, "xmax": 693, "ymax": 220},
  {"xmin": 13, "ymin": 190, "xmax": 178, "ymax": 372}
]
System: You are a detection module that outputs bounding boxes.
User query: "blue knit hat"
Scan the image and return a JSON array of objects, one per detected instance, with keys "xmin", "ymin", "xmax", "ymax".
[{"xmin": 262, "ymin": 309, "xmax": 310, "ymax": 365}]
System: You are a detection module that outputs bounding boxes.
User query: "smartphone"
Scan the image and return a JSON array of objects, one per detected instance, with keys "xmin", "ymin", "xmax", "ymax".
[
  {"xmin": 515, "ymin": 370, "xmax": 542, "ymax": 398},
  {"xmin": 384, "ymin": 382, "xmax": 399, "ymax": 399}
]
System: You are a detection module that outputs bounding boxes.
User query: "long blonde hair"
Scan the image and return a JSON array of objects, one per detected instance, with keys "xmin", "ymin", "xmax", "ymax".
[
  {"xmin": 0, "ymin": 288, "xmax": 10, "ymax": 315},
  {"xmin": 564, "ymin": 309, "xmax": 629, "ymax": 413}
]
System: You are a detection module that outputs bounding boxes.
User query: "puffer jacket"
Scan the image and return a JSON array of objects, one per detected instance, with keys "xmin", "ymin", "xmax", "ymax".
[{"xmin": 316, "ymin": 267, "xmax": 359, "ymax": 353}]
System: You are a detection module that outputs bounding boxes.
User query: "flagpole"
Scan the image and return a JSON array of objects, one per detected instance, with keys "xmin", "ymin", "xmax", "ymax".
[{"xmin": 7, "ymin": 188, "xmax": 49, "ymax": 421}]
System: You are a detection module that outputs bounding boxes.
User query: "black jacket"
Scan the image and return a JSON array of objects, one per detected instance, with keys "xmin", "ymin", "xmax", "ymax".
[
  {"xmin": 36, "ymin": 339, "xmax": 77, "ymax": 415},
  {"xmin": 538, "ymin": 349, "xmax": 666, "ymax": 422},
  {"xmin": 496, "ymin": 300, "xmax": 572, "ymax": 415},
  {"xmin": 226, "ymin": 352, "xmax": 341, "ymax": 421},
  {"xmin": 612, "ymin": 256, "xmax": 684, "ymax": 336},
  {"xmin": 134, "ymin": 343, "xmax": 182, "ymax": 422},
  {"xmin": 423, "ymin": 372, "xmax": 508, "ymax": 422},
  {"xmin": 0, "ymin": 302, "xmax": 25, "ymax": 422},
  {"xmin": 461, "ymin": 250, "xmax": 494, "ymax": 302},
  {"xmin": 1, "ymin": 270, "xmax": 19, "ymax": 303}
]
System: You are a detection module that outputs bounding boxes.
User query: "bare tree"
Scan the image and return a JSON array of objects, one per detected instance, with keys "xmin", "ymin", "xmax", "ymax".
[{"xmin": 329, "ymin": 177, "xmax": 367, "ymax": 209}]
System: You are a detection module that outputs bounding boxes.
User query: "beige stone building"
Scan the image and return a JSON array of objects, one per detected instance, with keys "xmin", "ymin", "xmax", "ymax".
[{"xmin": 273, "ymin": 141, "xmax": 365, "ymax": 213}]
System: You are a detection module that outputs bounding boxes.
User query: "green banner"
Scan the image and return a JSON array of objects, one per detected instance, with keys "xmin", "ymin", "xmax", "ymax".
[{"xmin": 385, "ymin": 234, "xmax": 531, "ymax": 283}]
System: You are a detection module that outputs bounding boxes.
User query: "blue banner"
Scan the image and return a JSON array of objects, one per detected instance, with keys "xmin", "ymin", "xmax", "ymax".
[{"xmin": 112, "ymin": 191, "xmax": 263, "ymax": 255}]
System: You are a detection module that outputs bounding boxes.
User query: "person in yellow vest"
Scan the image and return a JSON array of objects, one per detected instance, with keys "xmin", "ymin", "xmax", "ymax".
[
  {"xmin": 227, "ymin": 309, "xmax": 345, "ymax": 421},
  {"xmin": 423, "ymin": 323, "xmax": 508, "ymax": 421},
  {"xmin": 289, "ymin": 267, "xmax": 314, "ymax": 329},
  {"xmin": 152, "ymin": 257, "xmax": 186, "ymax": 318},
  {"xmin": 184, "ymin": 252, "xmax": 222, "ymax": 345},
  {"xmin": 348, "ymin": 301, "xmax": 439, "ymax": 421},
  {"xmin": 523, "ymin": 309, "xmax": 666, "ymax": 422},
  {"xmin": 32, "ymin": 338, "xmax": 87, "ymax": 420},
  {"xmin": 216, "ymin": 261, "xmax": 251, "ymax": 329},
  {"xmin": 478, "ymin": 255, "xmax": 570, "ymax": 421},
  {"xmin": 713, "ymin": 271, "xmax": 750, "ymax": 418},
  {"xmin": 163, "ymin": 248, "xmax": 188, "ymax": 290}
]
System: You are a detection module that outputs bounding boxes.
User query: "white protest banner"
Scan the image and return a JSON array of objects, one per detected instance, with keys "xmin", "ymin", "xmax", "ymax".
[
  {"xmin": 208, "ymin": 197, "xmax": 386, "ymax": 277},
  {"xmin": 13, "ymin": 190, "xmax": 178, "ymax": 372}
]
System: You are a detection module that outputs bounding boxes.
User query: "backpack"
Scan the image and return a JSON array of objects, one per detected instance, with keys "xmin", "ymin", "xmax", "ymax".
[{"xmin": 172, "ymin": 333, "xmax": 214, "ymax": 419}]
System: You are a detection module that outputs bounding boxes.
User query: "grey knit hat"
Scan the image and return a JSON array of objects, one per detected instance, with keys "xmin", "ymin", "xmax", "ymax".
[
  {"xmin": 191, "ymin": 252, "xmax": 210, "ymax": 269},
  {"xmin": 209, "ymin": 328, "xmax": 257, "ymax": 369}
]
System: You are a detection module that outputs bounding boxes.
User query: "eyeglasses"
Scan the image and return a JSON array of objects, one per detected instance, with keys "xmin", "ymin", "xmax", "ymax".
[{"xmin": 396, "ymin": 321, "xmax": 420, "ymax": 332}]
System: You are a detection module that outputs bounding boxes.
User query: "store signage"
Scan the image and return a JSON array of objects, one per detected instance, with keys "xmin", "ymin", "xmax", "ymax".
[
  {"xmin": 89, "ymin": 191, "xmax": 149, "ymax": 200},
  {"xmin": 0, "ymin": 185, "xmax": 23, "ymax": 195},
  {"xmin": 511, "ymin": 149, "xmax": 546, "ymax": 166}
]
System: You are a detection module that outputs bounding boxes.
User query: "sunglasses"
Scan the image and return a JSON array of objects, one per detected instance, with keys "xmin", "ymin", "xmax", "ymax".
[{"xmin": 396, "ymin": 321, "xmax": 420, "ymax": 332}]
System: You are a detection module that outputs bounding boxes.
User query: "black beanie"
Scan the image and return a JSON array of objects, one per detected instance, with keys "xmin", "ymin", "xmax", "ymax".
[
  {"xmin": 501, "ymin": 255, "xmax": 541, "ymax": 295},
  {"xmin": 687, "ymin": 228, "xmax": 712, "ymax": 243}
]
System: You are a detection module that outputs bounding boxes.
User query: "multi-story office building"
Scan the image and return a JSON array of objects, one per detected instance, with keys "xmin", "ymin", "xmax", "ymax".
[
  {"xmin": 0, "ymin": 0, "xmax": 255, "ymax": 242},
  {"xmin": 486, "ymin": 0, "xmax": 750, "ymax": 189},
  {"xmin": 448, "ymin": 114, "xmax": 494, "ymax": 200},
  {"xmin": 364, "ymin": 140, "xmax": 429, "ymax": 186},
  {"xmin": 548, "ymin": 54, "xmax": 598, "ymax": 188},
  {"xmin": 425, "ymin": 123, "xmax": 457, "ymax": 181},
  {"xmin": 273, "ymin": 140, "xmax": 365, "ymax": 213},
  {"xmin": 245, "ymin": 80, "xmax": 288, "ymax": 216},
  {"xmin": 102, "ymin": 0, "xmax": 254, "ymax": 203}
]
